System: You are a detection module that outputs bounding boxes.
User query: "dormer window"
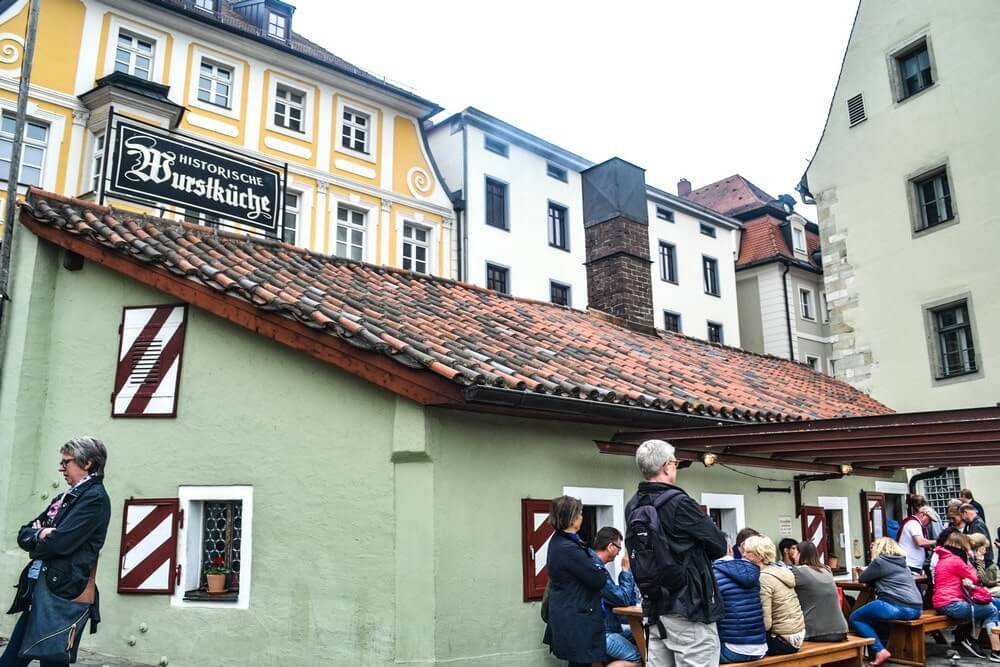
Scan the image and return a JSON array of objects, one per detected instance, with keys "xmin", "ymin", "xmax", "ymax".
[
  {"xmin": 792, "ymin": 226, "xmax": 806, "ymax": 253},
  {"xmin": 193, "ymin": 0, "xmax": 215, "ymax": 12},
  {"xmin": 267, "ymin": 12, "xmax": 288, "ymax": 40}
]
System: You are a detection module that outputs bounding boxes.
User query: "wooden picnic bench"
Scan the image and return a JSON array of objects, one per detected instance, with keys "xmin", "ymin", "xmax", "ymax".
[
  {"xmin": 884, "ymin": 610, "xmax": 956, "ymax": 667},
  {"xmin": 613, "ymin": 606, "xmax": 873, "ymax": 667},
  {"xmin": 721, "ymin": 636, "xmax": 874, "ymax": 667}
]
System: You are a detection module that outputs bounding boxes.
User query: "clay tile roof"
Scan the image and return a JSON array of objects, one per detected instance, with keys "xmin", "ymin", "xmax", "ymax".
[
  {"xmin": 736, "ymin": 215, "xmax": 822, "ymax": 270},
  {"xmin": 19, "ymin": 191, "xmax": 891, "ymax": 423},
  {"xmin": 686, "ymin": 174, "xmax": 777, "ymax": 218}
]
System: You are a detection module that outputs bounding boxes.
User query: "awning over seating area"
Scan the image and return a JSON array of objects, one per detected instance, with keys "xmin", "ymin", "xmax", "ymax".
[{"xmin": 598, "ymin": 406, "xmax": 1000, "ymax": 478}]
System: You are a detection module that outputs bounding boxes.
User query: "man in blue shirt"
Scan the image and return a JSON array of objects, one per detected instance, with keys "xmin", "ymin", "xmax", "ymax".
[{"xmin": 591, "ymin": 526, "xmax": 641, "ymax": 667}]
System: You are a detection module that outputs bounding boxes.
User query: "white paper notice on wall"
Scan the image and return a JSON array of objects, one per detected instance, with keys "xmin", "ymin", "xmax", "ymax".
[{"xmin": 778, "ymin": 516, "xmax": 793, "ymax": 537}]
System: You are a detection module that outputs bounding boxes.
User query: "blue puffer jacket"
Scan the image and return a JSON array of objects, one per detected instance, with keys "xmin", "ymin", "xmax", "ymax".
[{"xmin": 713, "ymin": 558, "xmax": 767, "ymax": 645}]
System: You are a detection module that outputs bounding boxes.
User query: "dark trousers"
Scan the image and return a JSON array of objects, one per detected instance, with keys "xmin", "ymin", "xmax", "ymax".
[{"xmin": 766, "ymin": 633, "xmax": 800, "ymax": 656}]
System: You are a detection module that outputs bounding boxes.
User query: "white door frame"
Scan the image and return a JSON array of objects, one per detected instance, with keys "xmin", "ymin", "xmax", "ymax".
[
  {"xmin": 817, "ymin": 495, "xmax": 854, "ymax": 574},
  {"xmin": 564, "ymin": 486, "xmax": 625, "ymax": 574}
]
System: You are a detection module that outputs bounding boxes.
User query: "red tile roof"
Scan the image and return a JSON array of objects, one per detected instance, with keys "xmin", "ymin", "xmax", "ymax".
[
  {"xmin": 685, "ymin": 174, "xmax": 777, "ymax": 218},
  {"xmin": 19, "ymin": 191, "xmax": 891, "ymax": 423},
  {"xmin": 737, "ymin": 215, "xmax": 822, "ymax": 270}
]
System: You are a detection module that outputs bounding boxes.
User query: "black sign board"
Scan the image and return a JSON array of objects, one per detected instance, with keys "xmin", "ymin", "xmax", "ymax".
[{"xmin": 106, "ymin": 118, "xmax": 283, "ymax": 233}]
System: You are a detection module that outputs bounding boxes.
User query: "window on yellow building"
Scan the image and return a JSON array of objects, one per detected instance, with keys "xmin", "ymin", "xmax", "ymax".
[
  {"xmin": 341, "ymin": 108, "xmax": 370, "ymax": 155},
  {"xmin": 115, "ymin": 32, "xmax": 154, "ymax": 81},
  {"xmin": 274, "ymin": 85, "xmax": 305, "ymax": 133},
  {"xmin": 198, "ymin": 60, "xmax": 232, "ymax": 109},
  {"xmin": 402, "ymin": 223, "xmax": 430, "ymax": 274},
  {"xmin": 90, "ymin": 134, "xmax": 104, "ymax": 194},
  {"xmin": 335, "ymin": 205, "xmax": 366, "ymax": 261},
  {"xmin": 282, "ymin": 191, "xmax": 300, "ymax": 245},
  {"xmin": 1, "ymin": 113, "xmax": 48, "ymax": 187}
]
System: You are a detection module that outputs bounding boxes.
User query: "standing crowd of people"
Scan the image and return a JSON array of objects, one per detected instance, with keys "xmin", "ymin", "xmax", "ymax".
[{"xmin": 541, "ymin": 441, "xmax": 1000, "ymax": 667}]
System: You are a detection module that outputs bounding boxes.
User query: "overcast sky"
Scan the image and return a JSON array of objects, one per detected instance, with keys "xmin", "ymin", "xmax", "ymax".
[{"xmin": 294, "ymin": 1, "xmax": 858, "ymax": 205}]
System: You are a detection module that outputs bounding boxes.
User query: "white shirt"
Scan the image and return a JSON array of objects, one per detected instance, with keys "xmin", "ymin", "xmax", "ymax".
[{"xmin": 899, "ymin": 518, "xmax": 926, "ymax": 569}]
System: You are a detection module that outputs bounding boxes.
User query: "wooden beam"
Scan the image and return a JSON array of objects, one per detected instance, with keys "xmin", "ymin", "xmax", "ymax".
[
  {"xmin": 595, "ymin": 441, "xmax": 889, "ymax": 477},
  {"xmin": 813, "ymin": 442, "xmax": 1000, "ymax": 462},
  {"xmin": 21, "ymin": 215, "xmax": 465, "ymax": 407}
]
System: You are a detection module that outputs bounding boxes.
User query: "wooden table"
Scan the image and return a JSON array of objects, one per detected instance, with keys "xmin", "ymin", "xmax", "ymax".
[
  {"xmin": 613, "ymin": 605, "xmax": 646, "ymax": 665},
  {"xmin": 835, "ymin": 575, "xmax": 927, "ymax": 619}
]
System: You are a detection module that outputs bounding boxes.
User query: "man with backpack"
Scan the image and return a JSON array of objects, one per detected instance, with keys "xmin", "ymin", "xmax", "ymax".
[{"xmin": 625, "ymin": 439, "xmax": 728, "ymax": 667}]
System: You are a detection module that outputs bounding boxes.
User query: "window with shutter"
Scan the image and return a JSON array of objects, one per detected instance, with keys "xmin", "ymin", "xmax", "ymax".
[
  {"xmin": 118, "ymin": 498, "xmax": 181, "ymax": 594},
  {"xmin": 113, "ymin": 305, "xmax": 188, "ymax": 417},
  {"xmin": 521, "ymin": 498, "xmax": 553, "ymax": 602}
]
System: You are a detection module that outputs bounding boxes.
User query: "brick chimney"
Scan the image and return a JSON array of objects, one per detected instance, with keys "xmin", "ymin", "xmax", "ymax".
[
  {"xmin": 581, "ymin": 158, "xmax": 654, "ymax": 331},
  {"xmin": 677, "ymin": 178, "xmax": 692, "ymax": 197}
]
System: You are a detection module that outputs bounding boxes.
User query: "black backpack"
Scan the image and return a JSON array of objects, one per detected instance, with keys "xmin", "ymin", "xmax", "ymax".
[{"xmin": 625, "ymin": 489, "xmax": 684, "ymax": 601}]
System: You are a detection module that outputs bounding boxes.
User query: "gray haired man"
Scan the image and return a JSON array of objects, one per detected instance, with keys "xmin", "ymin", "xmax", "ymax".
[{"xmin": 625, "ymin": 439, "xmax": 727, "ymax": 667}]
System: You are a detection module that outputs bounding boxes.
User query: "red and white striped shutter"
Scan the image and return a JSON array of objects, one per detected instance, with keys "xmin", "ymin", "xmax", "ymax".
[
  {"xmin": 118, "ymin": 498, "xmax": 180, "ymax": 595},
  {"xmin": 521, "ymin": 499, "xmax": 553, "ymax": 602},
  {"xmin": 113, "ymin": 305, "xmax": 188, "ymax": 417},
  {"xmin": 801, "ymin": 505, "xmax": 828, "ymax": 564}
]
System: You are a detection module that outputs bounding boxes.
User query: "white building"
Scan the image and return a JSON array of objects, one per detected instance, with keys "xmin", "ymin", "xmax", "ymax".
[
  {"xmin": 426, "ymin": 107, "xmax": 741, "ymax": 344},
  {"xmin": 802, "ymin": 0, "xmax": 1000, "ymax": 516}
]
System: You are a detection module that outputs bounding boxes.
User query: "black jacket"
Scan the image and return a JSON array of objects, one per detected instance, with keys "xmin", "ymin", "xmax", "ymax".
[
  {"xmin": 542, "ymin": 531, "xmax": 607, "ymax": 663},
  {"xmin": 8, "ymin": 476, "xmax": 111, "ymax": 625},
  {"xmin": 626, "ymin": 482, "xmax": 727, "ymax": 624},
  {"xmin": 965, "ymin": 517, "xmax": 994, "ymax": 565}
]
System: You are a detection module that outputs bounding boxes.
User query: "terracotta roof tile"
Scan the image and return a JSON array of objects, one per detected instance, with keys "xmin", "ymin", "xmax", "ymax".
[
  {"xmin": 20, "ymin": 192, "xmax": 891, "ymax": 423},
  {"xmin": 686, "ymin": 174, "xmax": 776, "ymax": 218},
  {"xmin": 736, "ymin": 215, "xmax": 822, "ymax": 270}
]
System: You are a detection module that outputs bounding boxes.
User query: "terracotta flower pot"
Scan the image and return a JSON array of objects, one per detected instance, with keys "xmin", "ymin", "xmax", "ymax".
[{"xmin": 206, "ymin": 573, "xmax": 227, "ymax": 593}]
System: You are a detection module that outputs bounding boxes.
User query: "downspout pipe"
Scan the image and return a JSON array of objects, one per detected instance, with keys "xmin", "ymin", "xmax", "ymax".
[{"xmin": 781, "ymin": 261, "xmax": 794, "ymax": 360}]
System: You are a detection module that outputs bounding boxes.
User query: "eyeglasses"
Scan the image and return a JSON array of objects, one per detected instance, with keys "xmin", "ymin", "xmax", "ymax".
[
  {"xmin": 59, "ymin": 458, "xmax": 75, "ymax": 468},
  {"xmin": 611, "ymin": 542, "xmax": 623, "ymax": 551}
]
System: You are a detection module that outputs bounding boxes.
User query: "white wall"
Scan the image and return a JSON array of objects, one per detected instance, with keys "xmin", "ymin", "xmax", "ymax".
[
  {"xmin": 463, "ymin": 125, "xmax": 588, "ymax": 306},
  {"xmin": 425, "ymin": 122, "xmax": 464, "ymax": 196},
  {"xmin": 648, "ymin": 200, "xmax": 741, "ymax": 345}
]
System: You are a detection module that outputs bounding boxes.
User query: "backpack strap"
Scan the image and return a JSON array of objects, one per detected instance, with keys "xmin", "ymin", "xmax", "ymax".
[
  {"xmin": 896, "ymin": 515, "xmax": 919, "ymax": 542},
  {"xmin": 652, "ymin": 488, "xmax": 684, "ymax": 510}
]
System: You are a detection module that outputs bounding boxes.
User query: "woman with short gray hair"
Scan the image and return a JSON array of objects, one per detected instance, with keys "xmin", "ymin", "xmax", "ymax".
[{"xmin": 1, "ymin": 437, "xmax": 111, "ymax": 666}]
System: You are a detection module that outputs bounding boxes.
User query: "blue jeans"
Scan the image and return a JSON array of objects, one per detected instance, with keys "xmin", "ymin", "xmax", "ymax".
[
  {"xmin": 606, "ymin": 631, "xmax": 641, "ymax": 662},
  {"xmin": 720, "ymin": 644, "xmax": 766, "ymax": 663},
  {"xmin": 939, "ymin": 600, "xmax": 999, "ymax": 633},
  {"xmin": 850, "ymin": 600, "xmax": 922, "ymax": 653},
  {"xmin": 0, "ymin": 611, "xmax": 70, "ymax": 667}
]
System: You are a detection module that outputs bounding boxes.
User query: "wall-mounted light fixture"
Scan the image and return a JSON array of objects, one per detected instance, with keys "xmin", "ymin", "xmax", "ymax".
[
  {"xmin": 839, "ymin": 464, "xmax": 853, "ymax": 476},
  {"xmin": 702, "ymin": 452, "xmax": 718, "ymax": 467}
]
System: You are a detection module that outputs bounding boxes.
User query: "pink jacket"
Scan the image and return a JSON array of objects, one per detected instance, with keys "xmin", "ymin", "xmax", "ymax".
[{"xmin": 933, "ymin": 546, "xmax": 978, "ymax": 608}]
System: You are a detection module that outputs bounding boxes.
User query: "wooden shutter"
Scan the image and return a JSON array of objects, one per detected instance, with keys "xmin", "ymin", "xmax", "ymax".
[
  {"xmin": 521, "ymin": 498, "xmax": 553, "ymax": 602},
  {"xmin": 801, "ymin": 505, "xmax": 828, "ymax": 564},
  {"xmin": 860, "ymin": 491, "xmax": 888, "ymax": 563},
  {"xmin": 118, "ymin": 498, "xmax": 181, "ymax": 594},
  {"xmin": 112, "ymin": 305, "xmax": 188, "ymax": 418}
]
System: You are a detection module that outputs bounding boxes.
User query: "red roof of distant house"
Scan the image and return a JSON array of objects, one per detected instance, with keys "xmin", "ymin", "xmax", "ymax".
[
  {"xmin": 685, "ymin": 174, "xmax": 777, "ymax": 218},
  {"xmin": 737, "ymin": 215, "xmax": 821, "ymax": 270},
  {"xmin": 19, "ymin": 191, "xmax": 891, "ymax": 423}
]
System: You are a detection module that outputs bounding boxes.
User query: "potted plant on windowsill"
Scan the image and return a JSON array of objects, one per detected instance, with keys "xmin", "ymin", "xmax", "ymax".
[{"xmin": 205, "ymin": 556, "xmax": 229, "ymax": 594}]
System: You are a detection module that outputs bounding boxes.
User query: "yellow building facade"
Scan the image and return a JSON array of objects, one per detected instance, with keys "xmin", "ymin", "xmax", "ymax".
[{"xmin": 0, "ymin": 0, "xmax": 456, "ymax": 277}]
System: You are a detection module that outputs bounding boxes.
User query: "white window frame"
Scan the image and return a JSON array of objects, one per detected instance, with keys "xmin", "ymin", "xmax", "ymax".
[
  {"xmin": 266, "ymin": 73, "xmax": 313, "ymax": 141},
  {"xmin": 792, "ymin": 225, "xmax": 806, "ymax": 253},
  {"xmin": 0, "ymin": 100, "xmax": 63, "ymax": 192},
  {"xmin": 331, "ymin": 199, "xmax": 371, "ymax": 261},
  {"xmin": 334, "ymin": 97, "xmax": 379, "ymax": 164},
  {"xmin": 104, "ymin": 18, "xmax": 167, "ymax": 83},
  {"xmin": 114, "ymin": 30, "xmax": 154, "ymax": 80},
  {"xmin": 193, "ymin": 0, "xmax": 215, "ymax": 12},
  {"xmin": 1, "ymin": 112, "xmax": 48, "ymax": 188},
  {"xmin": 89, "ymin": 132, "xmax": 104, "ymax": 194},
  {"xmin": 188, "ymin": 48, "xmax": 244, "ymax": 121},
  {"xmin": 700, "ymin": 493, "xmax": 746, "ymax": 545},
  {"xmin": 282, "ymin": 190, "xmax": 301, "ymax": 245},
  {"xmin": 817, "ymin": 495, "xmax": 855, "ymax": 576},
  {"xmin": 400, "ymin": 220, "xmax": 433, "ymax": 275},
  {"xmin": 799, "ymin": 287, "xmax": 815, "ymax": 321},
  {"xmin": 267, "ymin": 11, "xmax": 288, "ymax": 40},
  {"xmin": 171, "ymin": 485, "xmax": 254, "ymax": 609},
  {"xmin": 564, "ymin": 486, "xmax": 625, "ymax": 576}
]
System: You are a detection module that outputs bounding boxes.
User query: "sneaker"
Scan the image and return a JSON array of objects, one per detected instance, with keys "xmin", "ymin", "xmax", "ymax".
[
  {"xmin": 961, "ymin": 638, "xmax": 987, "ymax": 659},
  {"xmin": 990, "ymin": 651, "xmax": 1000, "ymax": 663}
]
